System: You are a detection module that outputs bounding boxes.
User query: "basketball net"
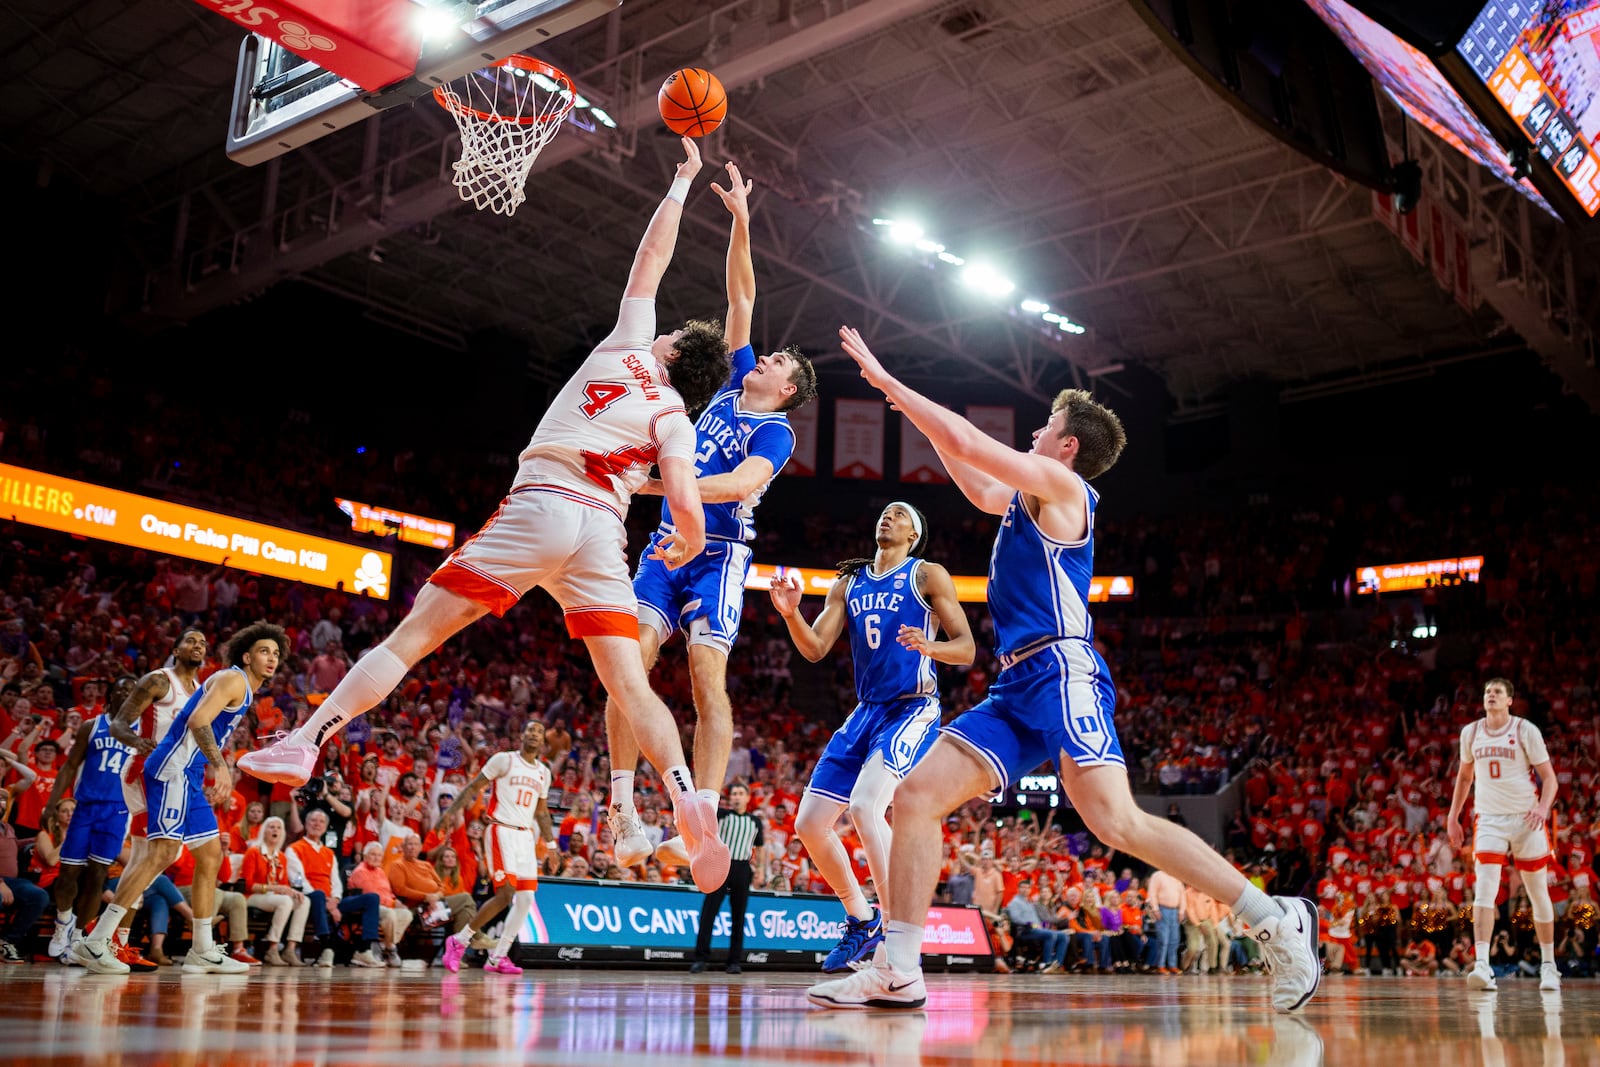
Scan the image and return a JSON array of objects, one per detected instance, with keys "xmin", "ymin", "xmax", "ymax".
[{"xmin": 433, "ymin": 55, "xmax": 576, "ymax": 217}]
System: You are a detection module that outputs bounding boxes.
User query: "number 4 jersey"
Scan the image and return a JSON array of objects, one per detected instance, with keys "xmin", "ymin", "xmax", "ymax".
[
  {"xmin": 1461, "ymin": 716, "xmax": 1549, "ymax": 816},
  {"xmin": 512, "ymin": 297, "xmax": 697, "ymax": 518}
]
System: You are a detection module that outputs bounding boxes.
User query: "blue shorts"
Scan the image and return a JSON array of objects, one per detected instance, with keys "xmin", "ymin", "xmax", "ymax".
[
  {"xmin": 144, "ymin": 769, "xmax": 220, "ymax": 845},
  {"xmin": 632, "ymin": 536, "xmax": 753, "ymax": 652},
  {"xmin": 942, "ymin": 639, "xmax": 1122, "ymax": 790},
  {"xmin": 808, "ymin": 696, "xmax": 941, "ymax": 803},
  {"xmin": 59, "ymin": 798, "xmax": 131, "ymax": 867}
]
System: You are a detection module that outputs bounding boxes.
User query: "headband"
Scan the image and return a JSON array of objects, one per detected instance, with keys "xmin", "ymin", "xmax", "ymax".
[{"xmin": 887, "ymin": 501, "xmax": 923, "ymax": 542}]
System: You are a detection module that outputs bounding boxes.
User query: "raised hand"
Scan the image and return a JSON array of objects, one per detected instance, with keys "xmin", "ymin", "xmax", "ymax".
[
  {"xmin": 710, "ymin": 160, "xmax": 753, "ymax": 218},
  {"xmin": 839, "ymin": 326, "xmax": 895, "ymax": 392},
  {"xmin": 769, "ymin": 574, "xmax": 803, "ymax": 617},
  {"xmin": 676, "ymin": 136, "xmax": 703, "ymax": 182}
]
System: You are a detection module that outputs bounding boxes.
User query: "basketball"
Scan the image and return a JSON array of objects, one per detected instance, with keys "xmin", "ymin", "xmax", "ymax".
[{"xmin": 658, "ymin": 67, "xmax": 727, "ymax": 138}]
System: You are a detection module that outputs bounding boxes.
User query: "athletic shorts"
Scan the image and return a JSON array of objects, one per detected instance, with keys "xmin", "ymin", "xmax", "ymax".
[
  {"xmin": 59, "ymin": 798, "xmax": 132, "ymax": 867},
  {"xmin": 942, "ymin": 639, "xmax": 1123, "ymax": 790},
  {"xmin": 123, "ymin": 754, "xmax": 149, "ymax": 837},
  {"xmin": 807, "ymin": 697, "xmax": 941, "ymax": 803},
  {"xmin": 1474, "ymin": 812, "xmax": 1550, "ymax": 870},
  {"xmin": 430, "ymin": 486, "xmax": 637, "ymax": 638},
  {"xmin": 488, "ymin": 824, "xmax": 540, "ymax": 892},
  {"xmin": 632, "ymin": 536, "xmax": 753, "ymax": 652},
  {"xmin": 145, "ymin": 769, "xmax": 220, "ymax": 845}
]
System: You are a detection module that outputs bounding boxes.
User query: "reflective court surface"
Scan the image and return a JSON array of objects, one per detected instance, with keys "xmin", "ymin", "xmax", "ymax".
[{"xmin": 2, "ymin": 969, "xmax": 1597, "ymax": 1067}]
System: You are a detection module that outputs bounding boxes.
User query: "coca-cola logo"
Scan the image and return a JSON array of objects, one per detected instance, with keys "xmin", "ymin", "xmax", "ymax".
[{"xmin": 557, "ymin": 946, "xmax": 583, "ymax": 961}]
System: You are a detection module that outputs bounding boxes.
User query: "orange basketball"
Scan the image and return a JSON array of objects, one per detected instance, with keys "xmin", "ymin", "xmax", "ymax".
[{"xmin": 658, "ymin": 67, "xmax": 727, "ymax": 138}]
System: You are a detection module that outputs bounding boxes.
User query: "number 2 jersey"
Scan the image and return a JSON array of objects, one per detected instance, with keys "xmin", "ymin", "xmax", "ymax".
[
  {"xmin": 844, "ymin": 557, "xmax": 938, "ymax": 702},
  {"xmin": 1460, "ymin": 716, "xmax": 1549, "ymax": 816},
  {"xmin": 513, "ymin": 297, "xmax": 698, "ymax": 518}
]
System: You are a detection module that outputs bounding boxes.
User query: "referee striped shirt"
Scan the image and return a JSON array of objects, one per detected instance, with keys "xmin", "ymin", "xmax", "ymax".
[{"xmin": 717, "ymin": 808, "xmax": 764, "ymax": 862}]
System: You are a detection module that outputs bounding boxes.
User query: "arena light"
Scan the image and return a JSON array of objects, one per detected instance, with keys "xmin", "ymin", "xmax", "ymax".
[
  {"xmin": 1020, "ymin": 299, "xmax": 1049, "ymax": 314},
  {"xmin": 961, "ymin": 262, "xmax": 1014, "ymax": 297},
  {"xmin": 888, "ymin": 221, "xmax": 925, "ymax": 244},
  {"xmin": 415, "ymin": 5, "xmax": 461, "ymax": 40},
  {"xmin": 937, "ymin": 250, "xmax": 965, "ymax": 266}
]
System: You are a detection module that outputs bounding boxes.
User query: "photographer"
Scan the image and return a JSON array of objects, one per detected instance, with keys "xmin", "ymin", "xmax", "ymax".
[{"xmin": 293, "ymin": 770, "xmax": 352, "ymax": 850}]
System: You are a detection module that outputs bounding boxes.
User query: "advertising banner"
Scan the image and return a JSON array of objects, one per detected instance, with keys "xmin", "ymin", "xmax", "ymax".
[
  {"xmin": 1355, "ymin": 555, "xmax": 1483, "ymax": 594},
  {"xmin": 745, "ymin": 563, "xmax": 1132, "ymax": 604},
  {"xmin": 0, "ymin": 462, "xmax": 392, "ymax": 599},
  {"xmin": 520, "ymin": 879, "xmax": 991, "ymax": 963},
  {"xmin": 335, "ymin": 497, "xmax": 455, "ymax": 550}
]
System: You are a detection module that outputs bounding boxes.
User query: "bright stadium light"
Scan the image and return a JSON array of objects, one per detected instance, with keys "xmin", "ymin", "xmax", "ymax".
[
  {"xmin": 961, "ymin": 262, "xmax": 1014, "ymax": 297},
  {"xmin": 937, "ymin": 250, "xmax": 965, "ymax": 266},
  {"xmin": 415, "ymin": 5, "xmax": 462, "ymax": 40},
  {"xmin": 914, "ymin": 238, "xmax": 945, "ymax": 254},
  {"xmin": 1021, "ymin": 299, "xmax": 1050, "ymax": 314},
  {"xmin": 888, "ymin": 221, "xmax": 925, "ymax": 244}
]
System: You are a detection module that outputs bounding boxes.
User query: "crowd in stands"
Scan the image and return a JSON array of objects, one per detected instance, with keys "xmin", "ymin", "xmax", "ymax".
[{"xmin": 2, "ymin": 386, "xmax": 1597, "ymax": 979}]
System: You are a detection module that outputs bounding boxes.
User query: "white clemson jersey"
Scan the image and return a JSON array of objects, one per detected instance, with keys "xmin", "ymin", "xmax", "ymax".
[
  {"xmin": 1460, "ymin": 716, "xmax": 1549, "ymax": 816},
  {"xmin": 481, "ymin": 750, "xmax": 551, "ymax": 834},
  {"xmin": 124, "ymin": 667, "xmax": 198, "ymax": 785},
  {"xmin": 514, "ymin": 297, "xmax": 698, "ymax": 517}
]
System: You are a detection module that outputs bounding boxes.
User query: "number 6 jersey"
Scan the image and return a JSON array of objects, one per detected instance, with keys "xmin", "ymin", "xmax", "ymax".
[{"xmin": 845, "ymin": 557, "xmax": 938, "ymax": 702}]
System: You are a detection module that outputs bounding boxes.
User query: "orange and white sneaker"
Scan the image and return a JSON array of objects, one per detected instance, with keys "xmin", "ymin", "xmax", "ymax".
[
  {"xmin": 116, "ymin": 943, "xmax": 160, "ymax": 973},
  {"xmin": 672, "ymin": 794, "xmax": 729, "ymax": 894},
  {"xmin": 237, "ymin": 734, "xmax": 318, "ymax": 786}
]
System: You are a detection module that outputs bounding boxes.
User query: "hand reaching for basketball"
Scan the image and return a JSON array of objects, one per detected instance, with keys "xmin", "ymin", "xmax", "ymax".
[
  {"xmin": 710, "ymin": 161, "xmax": 753, "ymax": 220},
  {"xmin": 769, "ymin": 574, "xmax": 803, "ymax": 617},
  {"xmin": 839, "ymin": 326, "xmax": 897, "ymax": 394},
  {"xmin": 675, "ymin": 136, "xmax": 703, "ymax": 182}
]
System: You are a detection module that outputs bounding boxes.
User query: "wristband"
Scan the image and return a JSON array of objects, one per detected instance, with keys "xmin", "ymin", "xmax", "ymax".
[{"xmin": 665, "ymin": 176, "xmax": 692, "ymax": 204}]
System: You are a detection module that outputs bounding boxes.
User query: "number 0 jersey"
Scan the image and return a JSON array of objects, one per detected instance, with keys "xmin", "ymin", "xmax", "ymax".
[
  {"xmin": 513, "ymin": 297, "xmax": 698, "ymax": 518},
  {"xmin": 845, "ymin": 557, "xmax": 938, "ymax": 702},
  {"xmin": 482, "ymin": 750, "xmax": 551, "ymax": 835},
  {"xmin": 1461, "ymin": 716, "xmax": 1549, "ymax": 816}
]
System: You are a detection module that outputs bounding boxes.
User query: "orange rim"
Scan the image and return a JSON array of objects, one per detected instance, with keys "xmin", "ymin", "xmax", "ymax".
[{"xmin": 432, "ymin": 55, "xmax": 576, "ymax": 126}]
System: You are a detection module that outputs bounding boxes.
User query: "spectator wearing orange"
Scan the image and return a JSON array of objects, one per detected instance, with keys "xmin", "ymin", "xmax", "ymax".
[
  {"xmin": 241, "ymin": 816, "xmax": 310, "ymax": 966},
  {"xmin": 347, "ymin": 841, "xmax": 410, "ymax": 966},
  {"xmin": 386, "ymin": 831, "xmax": 475, "ymax": 937},
  {"xmin": 287, "ymin": 808, "xmax": 382, "ymax": 968},
  {"xmin": 29, "ymin": 797, "xmax": 72, "ymax": 890}
]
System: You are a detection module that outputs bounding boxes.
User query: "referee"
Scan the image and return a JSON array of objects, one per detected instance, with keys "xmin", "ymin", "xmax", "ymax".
[{"xmin": 690, "ymin": 780, "xmax": 764, "ymax": 974}]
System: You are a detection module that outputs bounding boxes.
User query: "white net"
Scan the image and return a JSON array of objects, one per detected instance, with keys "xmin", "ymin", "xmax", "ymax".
[{"xmin": 434, "ymin": 57, "xmax": 576, "ymax": 217}]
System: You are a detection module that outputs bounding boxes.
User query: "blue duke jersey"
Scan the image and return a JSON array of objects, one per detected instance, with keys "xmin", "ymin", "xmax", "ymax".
[
  {"xmin": 656, "ymin": 344, "xmax": 795, "ymax": 542},
  {"xmin": 149, "ymin": 666, "xmax": 255, "ymax": 783},
  {"xmin": 74, "ymin": 716, "xmax": 134, "ymax": 805},
  {"xmin": 988, "ymin": 480, "xmax": 1100, "ymax": 659},
  {"xmin": 845, "ymin": 558, "xmax": 938, "ymax": 701}
]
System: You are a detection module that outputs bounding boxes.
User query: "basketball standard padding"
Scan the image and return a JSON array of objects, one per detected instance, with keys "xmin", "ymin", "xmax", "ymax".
[
  {"xmin": 190, "ymin": 0, "xmax": 422, "ymax": 92},
  {"xmin": 658, "ymin": 68, "xmax": 728, "ymax": 138}
]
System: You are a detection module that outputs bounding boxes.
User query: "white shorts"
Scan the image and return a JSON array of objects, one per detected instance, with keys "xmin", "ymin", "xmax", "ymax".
[
  {"xmin": 123, "ymin": 756, "xmax": 149, "ymax": 836},
  {"xmin": 430, "ymin": 486, "xmax": 637, "ymax": 638},
  {"xmin": 1474, "ymin": 812, "xmax": 1550, "ymax": 870},
  {"xmin": 488, "ymin": 824, "xmax": 540, "ymax": 891}
]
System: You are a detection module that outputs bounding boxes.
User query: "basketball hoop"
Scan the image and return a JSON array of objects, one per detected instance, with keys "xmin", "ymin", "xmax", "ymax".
[{"xmin": 433, "ymin": 55, "xmax": 577, "ymax": 217}]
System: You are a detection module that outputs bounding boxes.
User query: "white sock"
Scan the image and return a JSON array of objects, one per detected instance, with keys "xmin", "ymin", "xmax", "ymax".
[
  {"xmin": 662, "ymin": 765, "xmax": 695, "ymax": 802},
  {"xmin": 1477, "ymin": 940, "xmax": 1491, "ymax": 963},
  {"xmin": 610, "ymin": 771, "xmax": 636, "ymax": 813},
  {"xmin": 86, "ymin": 904, "xmax": 126, "ymax": 946},
  {"xmin": 884, "ymin": 919, "xmax": 923, "ymax": 974},
  {"xmin": 696, "ymin": 789, "xmax": 720, "ymax": 811},
  {"xmin": 291, "ymin": 645, "xmax": 409, "ymax": 747},
  {"xmin": 193, "ymin": 917, "xmax": 214, "ymax": 954},
  {"xmin": 114, "ymin": 925, "xmax": 131, "ymax": 948},
  {"xmin": 55, "ymin": 910, "xmax": 75, "ymax": 932},
  {"xmin": 1231, "ymin": 884, "xmax": 1285, "ymax": 929},
  {"xmin": 493, "ymin": 892, "xmax": 536, "ymax": 959},
  {"xmin": 452, "ymin": 927, "xmax": 472, "ymax": 946},
  {"xmin": 1540, "ymin": 942, "xmax": 1555, "ymax": 964}
]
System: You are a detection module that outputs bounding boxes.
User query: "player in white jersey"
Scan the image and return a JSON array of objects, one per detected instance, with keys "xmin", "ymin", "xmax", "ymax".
[
  {"xmin": 1447, "ymin": 677, "xmax": 1560, "ymax": 992},
  {"xmin": 605, "ymin": 162, "xmax": 818, "ymax": 870},
  {"xmin": 240, "ymin": 138, "xmax": 733, "ymax": 895},
  {"xmin": 436, "ymin": 719, "xmax": 555, "ymax": 975}
]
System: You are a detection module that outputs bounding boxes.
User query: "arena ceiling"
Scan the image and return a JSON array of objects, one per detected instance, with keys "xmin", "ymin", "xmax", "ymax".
[{"xmin": 3, "ymin": 0, "xmax": 1595, "ymax": 412}]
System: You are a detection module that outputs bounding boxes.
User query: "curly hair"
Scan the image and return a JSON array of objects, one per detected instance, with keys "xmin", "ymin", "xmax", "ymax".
[
  {"xmin": 668, "ymin": 319, "xmax": 731, "ymax": 416},
  {"xmin": 1051, "ymin": 388, "xmax": 1127, "ymax": 480},
  {"xmin": 226, "ymin": 621, "xmax": 288, "ymax": 667},
  {"xmin": 775, "ymin": 346, "xmax": 818, "ymax": 412}
]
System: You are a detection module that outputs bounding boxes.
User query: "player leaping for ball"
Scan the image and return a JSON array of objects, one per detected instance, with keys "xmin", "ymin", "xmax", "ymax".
[
  {"xmin": 806, "ymin": 327, "xmax": 1320, "ymax": 1013},
  {"xmin": 240, "ymin": 138, "xmax": 734, "ymax": 894},
  {"xmin": 1448, "ymin": 677, "xmax": 1561, "ymax": 993},
  {"xmin": 771, "ymin": 502, "xmax": 973, "ymax": 972},
  {"xmin": 604, "ymin": 160, "xmax": 818, "ymax": 869}
]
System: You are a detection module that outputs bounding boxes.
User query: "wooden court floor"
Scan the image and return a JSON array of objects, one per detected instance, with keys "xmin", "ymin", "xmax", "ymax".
[{"xmin": 1, "ymin": 968, "xmax": 1595, "ymax": 1067}]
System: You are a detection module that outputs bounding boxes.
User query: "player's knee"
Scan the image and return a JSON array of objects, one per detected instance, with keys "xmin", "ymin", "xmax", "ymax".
[
  {"xmin": 890, "ymin": 770, "xmax": 947, "ymax": 821},
  {"xmin": 1085, "ymin": 807, "xmax": 1145, "ymax": 854},
  {"xmin": 513, "ymin": 889, "xmax": 537, "ymax": 910},
  {"xmin": 1522, "ymin": 866, "xmax": 1555, "ymax": 923},
  {"xmin": 1473, "ymin": 864, "xmax": 1502, "ymax": 909}
]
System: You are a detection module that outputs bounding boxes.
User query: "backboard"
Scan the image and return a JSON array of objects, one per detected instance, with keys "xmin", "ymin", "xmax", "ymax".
[{"xmin": 226, "ymin": 0, "xmax": 619, "ymax": 166}]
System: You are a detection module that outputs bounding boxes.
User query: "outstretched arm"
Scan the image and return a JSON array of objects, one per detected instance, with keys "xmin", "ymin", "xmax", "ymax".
[
  {"xmin": 769, "ymin": 576, "xmax": 848, "ymax": 662},
  {"xmin": 622, "ymin": 138, "xmax": 703, "ymax": 300},
  {"xmin": 839, "ymin": 326, "xmax": 1079, "ymax": 508},
  {"xmin": 712, "ymin": 161, "xmax": 755, "ymax": 352}
]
